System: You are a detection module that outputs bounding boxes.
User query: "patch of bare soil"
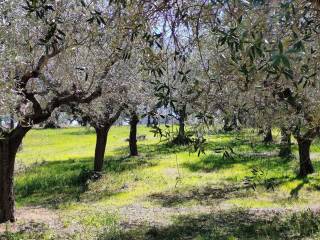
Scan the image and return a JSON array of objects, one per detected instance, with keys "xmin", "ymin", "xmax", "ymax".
[
  {"xmin": 149, "ymin": 185, "xmax": 251, "ymax": 207},
  {"xmin": 119, "ymin": 203, "xmax": 213, "ymax": 229},
  {"xmin": 0, "ymin": 207, "xmax": 62, "ymax": 235},
  {"xmin": 0, "ymin": 207, "xmax": 86, "ymax": 239},
  {"xmin": 2, "ymin": 195, "xmax": 320, "ymax": 238}
]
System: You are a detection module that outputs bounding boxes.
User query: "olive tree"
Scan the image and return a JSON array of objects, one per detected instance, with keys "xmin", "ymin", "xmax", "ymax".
[
  {"xmin": 214, "ymin": 0, "xmax": 320, "ymax": 176},
  {"xmin": 0, "ymin": 0, "xmax": 153, "ymax": 223}
]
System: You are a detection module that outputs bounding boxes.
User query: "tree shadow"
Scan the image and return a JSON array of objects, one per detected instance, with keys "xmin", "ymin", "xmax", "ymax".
[
  {"xmin": 15, "ymin": 158, "xmax": 92, "ymax": 207},
  {"xmin": 183, "ymin": 153, "xmax": 292, "ymax": 173},
  {"xmin": 112, "ymin": 129, "xmax": 280, "ymax": 163},
  {"xmin": 289, "ymin": 178, "xmax": 309, "ymax": 199},
  {"xmin": 149, "ymin": 174, "xmax": 294, "ymax": 208},
  {"xmin": 104, "ymin": 155, "xmax": 156, "ymax": 173},
  {"xmin": 149, "ymin": 184, "xmax": 252, "ymax": 207},
  {"xmin": 112, "ymin": 142, "xmax": 190, "ymax": 159},
  {"xmin": 183, "ymin": 154, "xmax": 242, "ymax": 172},
  {"xmin": 15, "ymin": 154, "xmax": 155, "ymax": 207},
  {"xmin": 205, "ymin": 131, "xmax": 280, "ymax": 152},
  {"xmin": 100, "ymin": 208, "xmax": 320, "ymax": 240},
  {"xmin": 182, "ymin": 132, "xmax": 281, "ymax": 173}
]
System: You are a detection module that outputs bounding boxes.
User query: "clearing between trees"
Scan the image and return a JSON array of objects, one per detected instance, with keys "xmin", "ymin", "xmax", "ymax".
[{"xmin": 1, "ymin": 126, "xmax": 320, "ymax": 239}]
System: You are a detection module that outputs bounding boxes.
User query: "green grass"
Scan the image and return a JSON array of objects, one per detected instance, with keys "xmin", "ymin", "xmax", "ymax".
[
  {"xmin": 101, "ymin": 209, "xmax": 320, "ymax": 240},
  {"xmin": 6, "ymin": 126, "xmax": 320, "ymax": 239}
]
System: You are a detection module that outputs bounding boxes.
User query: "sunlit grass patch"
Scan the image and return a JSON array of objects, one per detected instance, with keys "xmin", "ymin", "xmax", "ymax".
[
  {"xmin": 16, "ymin": 126, "xmax": 320, "ymax": 210},
  {"xmin": 12, "ymin": 126, "xmax": 320, "ymax": 239}
]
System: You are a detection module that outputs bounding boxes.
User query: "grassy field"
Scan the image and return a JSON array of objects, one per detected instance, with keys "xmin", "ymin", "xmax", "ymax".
[{"xmin": 2, "ymin": 126, "xmax": 320, "ymax": 239}]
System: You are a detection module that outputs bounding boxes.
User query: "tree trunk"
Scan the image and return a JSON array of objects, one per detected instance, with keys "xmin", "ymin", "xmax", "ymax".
[
  {"xmin": 263, "ymin": 127, "xmax": 273, "ymax": 143},
  {"xmin": 129, "ymin": 113, "xmax": 139, "ymax": 156},
  {"xmin": 0, "ymin": 127, "xmax": 29, "ymax": 223},
  {"xmin": 9, "ymin": 115, "xmax": 14, "ymax": 130},
  {"xmin": 297, "ymin": 138, "xmax": 314, "ymax": 177},
  {"xmin": 178, "ymin": 116, "xmax": 186, "ymax": 139},
  {"xmin": 94, "ymin": 126, "xmax": 110, "ymax": 172},
  {"xmin": 223, "ymin": 117, "xmax": 230, "ymax": 132},
  {"xmin": 223, "ymin": 114, "xmax": 238, "ymax": 132},
  {"xmin": 231, "ymin": 114, "xmax": 238, "ymax": 130},
  {"xmin": 172, "ymin": 105, "xmax": 189, "ymax": 145},
  {"xmin": 152, "ymin": 117, "xmax": 158, "ymax": 126},
  {"xmin": 257, "ymin": 128, "xmax": 264, "ymax": 135},
  {"xmin": 279, "ymin": 128, "xmax": 292, "ymax": 158},
  {"xmin": 147, "ymin": 115, "xmax": 151, "ymax": 127}
]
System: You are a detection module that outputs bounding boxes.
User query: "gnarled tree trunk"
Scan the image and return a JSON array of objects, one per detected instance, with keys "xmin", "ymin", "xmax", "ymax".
[
  {"xmin": 172, "ymin": 105, "xmax": 190, "ymax": 145},
  {"xmin": 129, "ymin": 112, "xmax": 139, "ymax": 156},
  {"xmin": 223, "ymin": 117, "xmax": 231, "ymax": 132},
  {"xmin": 297, "ymin": 138, "xmax": 314, "ymax": 177},
  {"xmin": 94, "ymin": 126, "xmax": 110, "ymax": 172},
  {"xmin": 263, "ymin": 127, "xmax": 273, "ymax": 143},
  {"xmin": 92, "ymin": 108, "xmax": 123, "ymax": 173},
  {"xmin": 9, "ymin": 115, "xmax": 14, "ymax": 130},
  {"xmin": 178, "ymin": 116, "xmax": 186, "ymax": 139},
  {"xmin": 0, "ymin": 127, "xmax": 29, "ymax": 223},
  {"xmin": 279, "ymin": 128, "xmax": 292, "ymax": 158},
  {"xmin": 223, "ymin": 114, "xmax": 238, "ymax": 132},
  {"xmin": 147, "ymin": 115, "xmax": 151, "ymax": 127}
]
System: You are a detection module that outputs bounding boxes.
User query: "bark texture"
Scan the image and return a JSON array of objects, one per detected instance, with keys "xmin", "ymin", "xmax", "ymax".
[
  {"xmin": 147, "ymin": 115, "xmax": 151, "ymax": 127},
  {"xmin": 0, "ymin": 127, "xmax": 29, "ymax": 223},
  {"xmin": 263, "ymin": 127, "xmax": 273, "ymax": 143},
  {"xmin": 297, "ymin": 138, "xmax": 314, "ymax": 177},
  {"xmin": 172, "ymin": 105, "xmax": 190, "ymax": 145},
  {"xmin": 92, "ymin": 108, "xmax": 123, "ymax": 172},
  {"xmin": 94, "ymin": 126, "xmax": 111, "ymax": 172},
  {"xmin": 279, "ymin": 128, "xmax": 292, "ymax": 158},
  {"xmin": 129, "ymin": 113, "xmax": 139, "ymax": 156},
  {"xmin": 223, "ymin": 114, "xmax": 238, "ymax": 132}
]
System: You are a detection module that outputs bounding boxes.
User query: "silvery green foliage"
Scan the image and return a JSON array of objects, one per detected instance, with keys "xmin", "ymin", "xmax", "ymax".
[
  {"xmin": 199, "ymin": 1, "xmax": 320, "ymax": 136},
  {"xmin": 76, "ymin": 49, "xmax": 156, "ymax": 128},
  {"xmin": 0, "ymin": 0, "xmax": 154, "ymax": 132}
]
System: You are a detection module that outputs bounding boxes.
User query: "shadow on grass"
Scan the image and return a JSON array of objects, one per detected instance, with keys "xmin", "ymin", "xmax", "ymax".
[
  {"xmin": 183, "ymin": 152, "xmax": 293, "ymax": 173},
  {"xmin": 149, "ymin": 173, "xmax": 296, "ymax": 208},
  {"xmin": 113, "ymin": 141, "xmax": 191, "ymax": 159},
  {"xmin": 183, "ymin": 154, "xmax": 240, "ymax": 172},
  {"xmin": 15, "ymin": 154, "xmax": 155, "ymax": 207},
  {"xmin": 112, "ymin": 129, "xmax": 280, "ymax": 164},
  {"xmin": 15, "ymin": 158, "xmax": 92, "ymax": 207},
  {"xmin": 100, "ymin": 208, "xmax": 320, "ymax": 240},
  {"xmin": 206, "ymin": 130, "xmax": 280, "ymax": 150},
  {"xmin": 149, "ymin": 152, "xmax": 300, "ymax": 207},
  {"xmin": 149, "ymin": 184, "xmax": 253, "ymax": 207}
]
